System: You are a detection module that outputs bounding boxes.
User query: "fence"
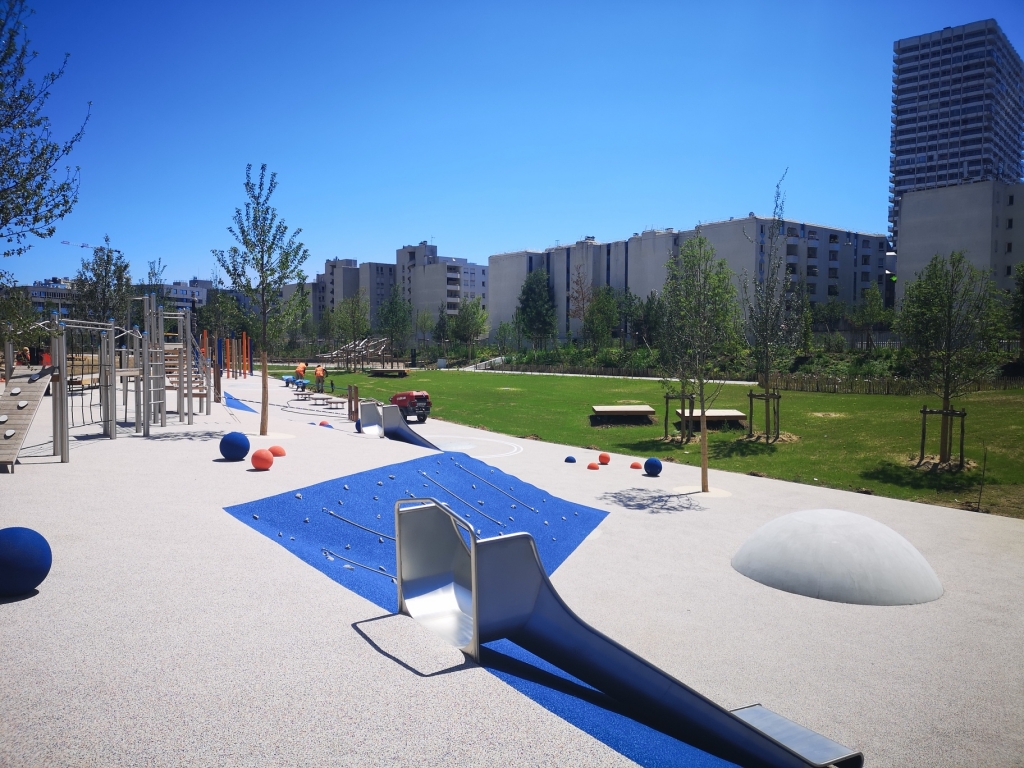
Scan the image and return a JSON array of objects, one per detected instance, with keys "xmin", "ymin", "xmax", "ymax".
[
  {"xmin": 490, "ymin": 363, "xmax": 657, "ymax": 378},
  {"xmin": 763, "ymin": 372, "xmax": 1024, "ymax": 395}
]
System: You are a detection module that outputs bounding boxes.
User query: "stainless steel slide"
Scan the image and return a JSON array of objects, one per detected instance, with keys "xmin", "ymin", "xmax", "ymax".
[{"xmin": 395, "ymin": 499, "xmax": 863, "ymax": 768}]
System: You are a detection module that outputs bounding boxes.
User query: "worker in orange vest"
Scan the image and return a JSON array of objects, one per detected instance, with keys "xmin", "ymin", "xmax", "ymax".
[
  {"xmin": 314, "ymin": 364, "xmax": 326, "ymax": 393},
  {"xmin": 295, "ymin": 361, "xmax": 308, "ymax": 391}
]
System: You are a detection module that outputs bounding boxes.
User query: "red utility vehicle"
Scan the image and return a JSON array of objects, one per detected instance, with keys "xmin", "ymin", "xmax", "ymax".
[{"xmin": 390, "ymin": 390, "xmax": 431, "ymax": 422}]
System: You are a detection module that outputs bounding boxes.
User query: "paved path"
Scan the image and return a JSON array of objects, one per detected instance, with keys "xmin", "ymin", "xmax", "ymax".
[{"xmin": 1, "ymin": 373, "xmax": 1022, "ymax": 767}]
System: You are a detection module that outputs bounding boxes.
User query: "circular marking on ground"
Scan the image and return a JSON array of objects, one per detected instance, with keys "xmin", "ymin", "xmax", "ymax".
[
  {"xmin": 673, "ymin": 485, "xmax": 733, "ymax": 498},
  {"xmin": 430, "ymin": 435, "xmax": 523, "ymax": 458}
]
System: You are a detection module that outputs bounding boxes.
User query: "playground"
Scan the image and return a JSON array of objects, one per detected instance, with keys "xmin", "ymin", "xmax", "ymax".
[{"xmin": 1, "ymin": 348, "xmax": 1024, "ymax": 766}]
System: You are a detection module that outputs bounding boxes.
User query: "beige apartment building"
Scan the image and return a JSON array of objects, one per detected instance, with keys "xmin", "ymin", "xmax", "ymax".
[
  {"xmin": 397, "ymin": 241, "xmax": 487, "ymax": 336},
  {"xmin": 897, "ymin": 179, "xmax": 1021, "ymax": 303},
  {"xmin": 489, "ymin": 216, "xmax": 892, "ymax": 341}
]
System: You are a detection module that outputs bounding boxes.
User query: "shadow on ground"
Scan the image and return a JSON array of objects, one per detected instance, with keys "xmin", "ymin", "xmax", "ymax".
[
  {"xmin": 860, "ymin": 460, "xmax": 985, "ymax": 492},
  {"xmin": 708, "ymin": 438, "xmax": 778, "ymax": 459},
  {"xmin": 597, "ymin": 487, "xmax": 703, "ymax": 514},
  {"xmin": 137, "ymin": 430, "xmax": 224, "ymax": 442}
]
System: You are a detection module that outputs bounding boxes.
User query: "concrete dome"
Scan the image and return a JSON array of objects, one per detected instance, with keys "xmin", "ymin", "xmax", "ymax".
[{"xmin": 732, "ymin": 509, "xmax": 943, "ymax": 606}]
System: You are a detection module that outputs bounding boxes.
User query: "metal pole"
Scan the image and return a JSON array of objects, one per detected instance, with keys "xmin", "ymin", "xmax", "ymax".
[
  {"xmin": 108, "ymin": 319, "xmax": 117, "ymax": 439},
  {"xmin": 142, "ymin": 331, "xmax": 151, "ymax": 437},
  {"xmin": 959, "ymin": 410, "xmax": 966, "ymax": 471},
  {"xmin": 133, "ymin": 328, "xmax": 142, "ymax": 433},
  {"xmin": 919, "ymin": 406, "xmax": 927, "ymax": 464},
  {"xmin": 158, "ymin": 306, "xmax": 166, "ymax": 427},
  {"xmin": 3, "ymin": 337, "xmax": 12, "ymax": 385},
  {"xmin": 185, "ymin": 308, "xmax": 193, "ymax": 425}
]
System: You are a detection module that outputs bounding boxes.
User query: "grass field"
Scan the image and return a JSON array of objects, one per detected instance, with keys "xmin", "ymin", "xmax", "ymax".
[{"xmin": 267, "ymin": 366, "xmax": 1024, "ymax": 519}]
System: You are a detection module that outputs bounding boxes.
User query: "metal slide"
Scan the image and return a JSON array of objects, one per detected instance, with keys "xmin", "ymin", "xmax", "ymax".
[
  {"xmin": 395, "ymin": 499, "xmax": 863, "ymax": 768},
  {"xmin": 359, "ymin": 400, "xmax": 439, "ymax": 451}
]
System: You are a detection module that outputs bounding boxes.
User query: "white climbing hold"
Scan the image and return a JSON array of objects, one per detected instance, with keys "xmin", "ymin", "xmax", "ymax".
[
  {"xmin": 326, "ymin": 555, "xmax": 335, "ymax": 561},
  {"xmin": 377, "ymin": 481, "xmax": 383, "ymax": 486},
  {"xmin": 389, "ymin": 474, "xmax": 395, "ymax": 479},
  {"xmin": 478, "ymin": 500, "xmax": 484, "ymax": 505},
  {"xmin": 3, "ymin": 429, "xmax": 14, "ymax": 438},
  {"xmin": 345, "ymin": 544, "xmax": 350, "ymax": 549},
  {"xmin": 378, "ymin": 537, "xmax": 383, "ymax": 543},
  {"xmin": 290, "ymin": 537, "xmax": 295, "ymax": 541},
  {"xmin": 379, "ymin": 565, "xmax": 386, "ymax": 571},
  {"xmin": 376, "ymin": 514, "xmax": 381, "ymax": 519},
  {"xmin": 472, "ymin": 484, "xmax": 476, "ymax": 489},
  {"xmin": 10, "ymin": 388, "xmax": 20, "ymax": 395},
  {"xmin": 509, "ymin": 516, "xmax": 514, "ymax": 521},
  {"xmin": 304, "ymin": 517, "xmax": 309, "ymax": 523},
  {"xmin": 252, "ymin": 514, "xmax": 259, "ymax": 520},
  {"xmin": 17, "ymin": 401, "xmax": 27, "ymax": 409},
  {"xmin": 277, "ymin": 532, "xmax": 282, "ymax": 537},
  {"xmin": 511, "ymin": 504, "xmax": 516, "ymax": 509},
  {"xmin": 561, "ymin": 516, "xmax": 566, "ymax": 521},
  {"xmin": 344, "ymin": 484, "xmax": 349, "ymax": 490},
  {"xmin": 0, "ymin": 415, "xmax": 6, "ymax": 423},
  {"xmin": 343, "ymin": 564, "xmax": 354, "ymax": 570},
  {"xmin": 373, "ymin": 495, "xmax": 378, "ymax": 500},
  {"xmin": 544, "ymin": 521, "xmax": 548, "ymax": 525},
  {"xmin": 295, "ymin": 493, "xmax": 302, "ymax": 499}
]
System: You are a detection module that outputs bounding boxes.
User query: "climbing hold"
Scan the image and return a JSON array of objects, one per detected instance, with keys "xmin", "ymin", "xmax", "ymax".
[
  {"xmin": 587, "ymin": 462, "xmax": 599, "ymax": 470},
  {"xmin": 376, "ymin": 514, "xmax": 381, "ymax": 519},
  {"xmin": 379, "ymin": 565, "xmax": 387, "ymax": 571},
  {"xmin": 644, "ymin": 457, "xmax": 663, "ymax": 477},
  {"xmin": 373, "ymin": 495, "xmax": 378, "ymax": 500},
  {"xmin": 219, "ymin": 431, "xmax": 250, "ymax": 461},
  {"xmin": 338, "ymin": 501, "xmax": 343, "ymax": 505},
  {"xmin": 252, "ymin": 514, "xmax": 259, "ymax": 520},
  {"xmin": 378, "ymin": 537, "xmax": 384, "ymax": 543},
  {"xmin": 630, "ymin": 461, "xmax": 642, "ymax": 469},
  {"xmin": 377, "ymin": 481, "xmax": 383, "ymax": 486},
  {"xmin": 344, "ymin": 484, "xmax": 349, "ymax": 490},
  {"xmin": 561, "ymin": 516, "xmax": 566, "ymax": 520},
  {"xmin": 0, "ymin": 415, "xmax": 6, "ymax": 423},
  {"xmin": 544, "ymin": 521, "xmax": 549, "ymax": 525},
  {"xmin": 251, "ymin": 449, "xmax": 274, "ymax": 471},
  {"xmin": 478, "ymin": 500, "xmax": 484, "ymax": 505},
  {"xmin": 599, "ymin": 452, "xmax": 611, "ymax": 465},
  {"xmin": 10, "ymin": 388, "xmax": 20, "ymax": 395},
  {"xmin": 295, "ymin": 493, "xmax": 303, "ymax": 499},
  {"xmin": 344, "ymin": 544, "xmax": 350, "ymax": 549},
  {"xmin": 565, "ymin": 456, "xmax": 576, "ymax": 463},
  {"xmin": 321, "ymin": 422, "xmax": 333, "ymax": 429},
  {"xmin": 277, "ymin": 532, "xmax": 282, "ymax": 537},
  {"xmin": 290, "ymin": 537, "xmax": 294, "ymax": 541},
  {"xmin": 304, "ymin": 517, "xmax": 309, "ymax": 523},
  {"xmin": 511, "ymin": 504, "xmax": 516, "ymax": 509},
  {"xmin": 3, "ymin": 429, "xmax": 13, "ymax": 439},
  {"xmin": 509, "ymin": 516, "xmax": 514, "ymax": 521},
  {"xmin": 343, "ymin": 564, "xmax": 354, "ymax": 571},
  {"xmin": 268, "ymin": 445, "xmax": 286, "ymax": 457},
  {"xmin": 389, "ymin": 475, "xmax": 395, "ymax": 480}
]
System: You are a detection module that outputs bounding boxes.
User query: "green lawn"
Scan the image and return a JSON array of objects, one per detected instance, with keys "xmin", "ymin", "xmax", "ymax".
[{"xmin": 268, "ymin": 366, "xmax": 1024, "ymax": 519}]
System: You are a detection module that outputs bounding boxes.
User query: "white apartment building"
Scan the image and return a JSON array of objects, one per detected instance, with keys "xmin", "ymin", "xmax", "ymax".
[
  {"xmin": 311, "ymin": 258, "xmax": 360, "ymax": 324},
  {"xmin": 897, "ymin": 179, "xmax": 1021, "ymax": 303},
  {"xmin": 360, "ymin": 261, "xmax": 396, "ymax": 328},
  {"xmin": 489, "ymin": 216, "xmax": 892, "ymax": 341},
  {"xmin": 397, "ymin": 241, "xmax": 487, "ymax": 337}
]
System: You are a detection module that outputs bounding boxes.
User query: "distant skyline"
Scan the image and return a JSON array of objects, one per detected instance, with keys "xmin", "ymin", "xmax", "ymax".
[{"xmin": 5, "ymin": 0, "xmax": 1024, "ymax": 285}]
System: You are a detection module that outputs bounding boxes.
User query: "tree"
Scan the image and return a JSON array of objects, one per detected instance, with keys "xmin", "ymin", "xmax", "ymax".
[
  {"xmin": 895, "ymin": 251, "xmax": 1009, "ymax": 463},
  {"xmin": 850, "ymin": 285, "xmax": 888, "ymax": 350},
  {"xmin": 433, "ymin": 303, "xmax": 450, "ymax": 356},
  {"xmin": 616, "ymin": 288, "xmax": 639, "ymax": 348},
  {"xmin": 1010, "ymin": 267, "xmax": 1024, "ymax": 362},
  {"xmin": 516, "ymin": 269, "xmax": 556, "ymax": 349},
  {"xmin": 795, "ymin": 282, "xmax": 813, "ymax": 354},
  {"xmin": 338, "ymin": 289, "xmax": 370, "ymax": 344},
  {"xmin": 567, "ymin": 263, "xmax": 591, "ymax": 337},
  {"xmin": 215, "ymin": 164, "xmax": 308, "ymax": 436},
  {"xmin": 742, "ymin": 174, "xmax": 794, "ymax": 438},
  {"xmin": 494, "ymin": 320, "xmax": 515, "ymax": 356},
  {"xmin": 415, "ymin": 308, "xmax": 434, "ymax": 349},
  {"xmin": 633, "ymin": 291, "xmax": 664, "ymax": 350},
  {"xmin": 451, "ymin": 296, "xmax": 489, "ymax": 360},
  {"xmin": 0, "ymin": 1, "xmax": 89, "ymax": 261},
  {"xmin": 146, "ymin": 257, "xmax": 167, "ymax": 290},
  {"xmin": 664, "ymin": 231, "xmax": 741, "ymax": 490},
  {"xmin": 812, "ymin": 298, "xmax": 846, "ymax": 335},
  {"xmin": 583, "ymin": 285, "xmax": 618, "ymax": 350},
  {"xmin": 375, "ymin": 284, "xmax": 411, "ymax": 357},
  {"xmin": 74, "ymin": 235, "xmax": 133, "ymax": 326}
]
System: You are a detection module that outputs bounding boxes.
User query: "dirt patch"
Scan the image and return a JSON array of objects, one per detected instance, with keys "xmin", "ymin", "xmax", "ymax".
[
  {"xmin": 907, "ymin": 454, "xmax": 979, "ymax": 473},
  {"xmin": 854, "ymin": 488, "xmax": 874, "ymax": 495},
  {"xmin": 740, "ymin": 432, "xmax": 800, "ymax": 444},
  {"xmin": 747, "ymin": 471, "xmax": 768, "ymax": 478},
  {"xmin": 476, "ymin": 424, "xmax": 491, "ymax": 431},
  {"xmin": 583, "ymin": 444, "xmax": 601, "ymax": 450},
  {"xmin": 661, "ymin": 456, "xmax": 679, "ymax": 463},
  {"xmin": 811, "ymin": 412, "xmax": 847, "ymax": 418}
]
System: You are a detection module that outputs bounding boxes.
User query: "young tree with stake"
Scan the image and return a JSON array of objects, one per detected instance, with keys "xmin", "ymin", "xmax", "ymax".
[
  {"xmin": 665, "ymin": 230, "xmax": 741, "ymax": 492},
  {"xmin": 215, "ymin": 164, "xmax": 308, "ymax": 436}
]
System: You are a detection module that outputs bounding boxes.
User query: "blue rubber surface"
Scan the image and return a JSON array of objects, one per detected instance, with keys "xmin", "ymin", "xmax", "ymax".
[
  {"xmin": 224, "ymin": 452, "xmax": 730, "ymax": 767},
  {"xmin": 223, "ymin": 391, "xmax": 257, "ymax": 413}
]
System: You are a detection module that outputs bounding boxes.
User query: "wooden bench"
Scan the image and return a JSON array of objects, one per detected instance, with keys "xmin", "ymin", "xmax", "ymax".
[
  {"xmin": 323, "ymin": 397, "xmax": 347, "ymax": 410},
  {"xmin": 310, "ymin": 395, "xmax": 332, "ymax": 407},
  {"xmin": 675, "ymin": 408, "xmax": 747, "ymax": 427},
  {"xmin": 590, "ymin": 404, "xmax": 656, "ymax": 426}
]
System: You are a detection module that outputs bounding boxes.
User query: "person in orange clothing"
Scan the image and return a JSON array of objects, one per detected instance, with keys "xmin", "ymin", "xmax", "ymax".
[
  {"xmin": 294, "ymin": 361, "xmax": 308, "ymax": 391},
  {"xmin": 314, "ymin": 364, "xmax": 326, "ymax": 393}
]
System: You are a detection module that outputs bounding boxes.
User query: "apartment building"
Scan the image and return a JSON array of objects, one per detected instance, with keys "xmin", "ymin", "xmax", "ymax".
[
  {"xmin": 897, "ymin": 179, "xmax": 1021, "ymax": 302},
  {"xmin": 488, "ymin": 217, "xmax": 892, "ymax": 341},
  {"xmin": 889, "ymin": 19, "xmax": 1024, "ymax": 247},
  {"xmin": 21, "ymin": 277, "xmax": 77, "ymax": 315},
  {"xmin": 397, "ymin": 241, "xmax": 487, "ymax": 335},
  {"xmin": 359, "ymin": 261, "xmax": 396, "ymax": 328},
  {"xmin": 311, "ymin": 258, "xmax": 360, "ymax": 324}
]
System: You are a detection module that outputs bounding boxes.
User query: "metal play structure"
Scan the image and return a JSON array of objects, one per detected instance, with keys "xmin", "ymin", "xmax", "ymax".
[{"xmin": 1, "ymin": 295, "xmax": 213, "ymax": 472}]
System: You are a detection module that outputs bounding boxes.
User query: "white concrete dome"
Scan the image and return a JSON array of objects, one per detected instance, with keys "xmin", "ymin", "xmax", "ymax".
[{"xmin": 732, "ymin": 509, "xmax": 943, "ymax": 606}]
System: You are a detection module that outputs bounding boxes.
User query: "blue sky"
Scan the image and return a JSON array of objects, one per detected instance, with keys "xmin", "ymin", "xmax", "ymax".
[{"xmin": 6, "ymin": 0, "xmax": 1024, "ymax": 285}]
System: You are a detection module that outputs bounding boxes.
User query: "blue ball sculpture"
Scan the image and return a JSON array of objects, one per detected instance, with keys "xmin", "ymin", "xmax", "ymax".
[
  {"xmin": 565, "ymin": 456, "xmax": 576, "ymax": 463},
  {"xmin": 644, "ymin": 457, "xmax": 662, "ymax": 477},
  {"xmin": 355, "ymin": 419, "xmax": 362, "ymax": 433},
  {"xmin": 219, "ymin": 431, "xmax": 250, "ymax": 461},
  {"xmin": 0, "ymin": 527, "xmax": 52, "ymax": 597}
]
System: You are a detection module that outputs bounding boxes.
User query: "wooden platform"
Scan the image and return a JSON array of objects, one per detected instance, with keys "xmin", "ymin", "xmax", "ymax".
[
  {"xmin": 592, "ymin": 405, "xmax": 655, "ymax": 416},
  {"xmin": 0, "ymin": 367, "xmax": 52, "ymax": 473},
  {"xmin": 675, "ymin": 408, "xmax": 746, "ymax": 420}
]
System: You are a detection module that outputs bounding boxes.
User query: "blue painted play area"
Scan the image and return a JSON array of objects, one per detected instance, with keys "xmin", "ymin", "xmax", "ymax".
[{"xmin": 225, "ymin": 452, "xmax": 733, "ymax": 767}]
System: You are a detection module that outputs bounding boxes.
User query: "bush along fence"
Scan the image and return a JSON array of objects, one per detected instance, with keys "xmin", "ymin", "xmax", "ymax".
[
  {"xmin": 489, "ymin": 363, "xmax": 657, "ymax": 378},
  {"xmin": 762, "ymin": 372, "xmax": 1024, "ymax": 395}
]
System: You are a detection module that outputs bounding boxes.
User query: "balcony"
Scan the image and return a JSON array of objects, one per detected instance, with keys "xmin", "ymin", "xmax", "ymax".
[
  {"xmin": 786, "ymin": 236, "xmax": 800, "ymax": 245},
  {"xmin": 807, "ymin": 238, "xmax": 819, "ymax": 247}
]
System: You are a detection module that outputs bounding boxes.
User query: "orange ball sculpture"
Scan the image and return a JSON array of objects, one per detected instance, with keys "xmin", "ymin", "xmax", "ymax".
[
  {"xmin": 630, "ymin": 461, "xmax": 642, "ymax": 469},
  {"xmin": 587, "ymin": 462, "xmax": 600, "ymax": 470},
  {"xmin": 268, "ymin": 445, "xmax": 286, "ymax": 457},
  {"xmin": 319, "ymin": 420, "xmax": 330, "ymax": 426},
  {"xmin": 598, "ymin": 452, "xmax": 611, "ymax": 465},
  {"xmin": 251, "ymin": 448, "xmax": 274, "ymax": 471}
]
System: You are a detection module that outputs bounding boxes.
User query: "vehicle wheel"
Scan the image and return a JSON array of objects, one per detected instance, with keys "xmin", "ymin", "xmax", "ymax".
[{"xmin": 417, "ymin": 415, "xmax": 427, "ymax": 423}]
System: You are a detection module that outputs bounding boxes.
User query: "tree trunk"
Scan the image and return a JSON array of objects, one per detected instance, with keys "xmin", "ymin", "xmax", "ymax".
[
  {"xmin": 939, "ymin": 396, "xmax": 950, "ymax": 463},
  {"xmin": 700, "ymin": 411, "xmax": 709, "ymax": 493},
  {"xmin": 763, "ymin": 373, "xmax": 771, "ymax": 439},
  {"xmin": 260, "ymin": 350, "xmax": 269, "ymax": 436}
]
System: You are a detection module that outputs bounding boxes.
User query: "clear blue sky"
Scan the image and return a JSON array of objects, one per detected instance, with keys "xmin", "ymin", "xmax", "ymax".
[{"xmin": 6, "ymin": 0, "xmax": 1024, "ymax": 285}]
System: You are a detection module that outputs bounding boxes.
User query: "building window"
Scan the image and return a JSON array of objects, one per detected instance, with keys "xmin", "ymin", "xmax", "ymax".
[
  {"xmin": 861, "ymin": 271, "xmax": 871, "ymax": 282},
  {"xmin": 1008, "ymin": 218, "xmax": 1014, "ymax": 230},
  {"xmin": 829, "ymin": 252, "xmax": 838, "ymax": 262},
  {"xmin": 828, "ymin": 285, "xmax": 839, "ymax": 296},
  {"xmin": 1010, "ymin": 195, "xmax": 1015, "ymax": 205},
  {"xmin": 786, "ymin": 244, "xmax": 798, "ymax": 256},
  {"xmin": 807, "ymin": 282, "xmax": 817, "ymax": 294},
  {"xmin": 807, "ymin": 247, "xmax": 818, "ymax": 259},
  {"xmin": 807, "ymin": 265, "xmax": 818, "ymax": 277},
  {"xmin": 1007, "ymin": 242, "xmax": 1013, "ymax": 253},
  {"xmin": 879, "ymin": 241, "xmax": 886, "ymax": 250},
  {"xmin": 786, "ymin": 264, "xmax": 797, "ymax": 274},
  {"xmin": 786, "ymin": 227, "xmax": 797, "ymax": 236},
  {"xmin": 1006, "ymin": 265, "xmax": 1012, "ymax": 276},
  {"xmin": 828, "ymin": 268, "xmax": 839, "ymax": 279},
  {"xmin": 861, "ymin": 254, "xmax": 870, "ymax": 265},
  {"xmin": 862, "ymin": 240, "xmax": 870, "ymax": 248},
  {"xmin": 829, "ymin": 234, "xmax": 839, "ymax": 244}
]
